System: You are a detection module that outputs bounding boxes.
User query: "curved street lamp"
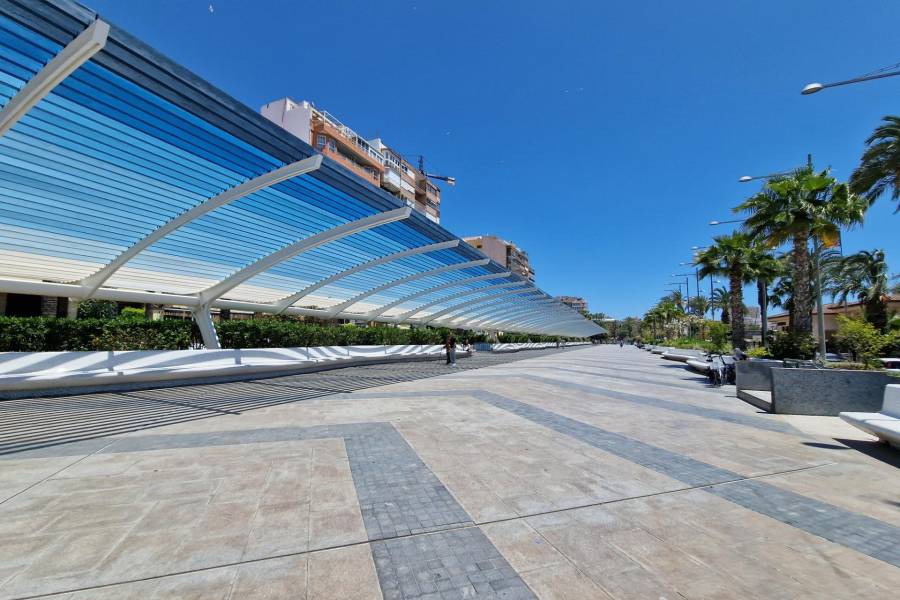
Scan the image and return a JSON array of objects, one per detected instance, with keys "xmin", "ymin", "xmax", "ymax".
[{"xmin": 802, "ymin": 63, "xmax": 900, "ymax": 95}]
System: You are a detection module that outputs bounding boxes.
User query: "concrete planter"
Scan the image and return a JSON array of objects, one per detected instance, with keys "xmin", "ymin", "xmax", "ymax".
[
  {"xmin": 771, "ymin": 368, "xmax": 899, "ymax": 416},
  {"xmin": 736, "ymin": 359, "xmax": 783, "ymax": 393}
]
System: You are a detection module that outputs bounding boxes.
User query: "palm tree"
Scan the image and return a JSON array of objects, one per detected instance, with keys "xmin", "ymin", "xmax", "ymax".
[
  {"xmin": 736, "ymin": 165, "xmax": 868, "ymax": 334},
  {"xmin": 712, "ymin": 287, "xmax": 731, "ymax": 324},
  {"xmin": 826, "ymin": 249, "xmax": 892, "ymax": 332},
  {"xmin": 695, "ymin": 232, "xmax": 757, "ymax": 349},
  {"xmin": 745, "ymin": 244, "xmax": 782, "ymax": 346},
  {"xmin": 687, "ymin": 295, "xmax": 710, "ymax": 317},
  {"xmin": 850, "ymin": 115, "xmax": 900, "ymax": 212}
]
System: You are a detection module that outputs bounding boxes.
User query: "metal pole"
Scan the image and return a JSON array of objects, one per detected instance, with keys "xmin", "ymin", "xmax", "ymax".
[{"xmin": 814, "ymin": 239, "xmax": 827, "ymax": 360}]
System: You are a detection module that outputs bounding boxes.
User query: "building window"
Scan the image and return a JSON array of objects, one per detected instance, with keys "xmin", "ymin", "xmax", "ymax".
[
  {"xmin": 316, "ymin": 134, "xmax": 327, "ymax": 150},
  {"xmin": 327, "ymin": 139, "xmax": 336, "ymax": 152}
]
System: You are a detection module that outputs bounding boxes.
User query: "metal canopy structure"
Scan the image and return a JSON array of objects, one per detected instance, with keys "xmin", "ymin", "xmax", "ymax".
[{"xmin": 0, "ymin": 0, "xmax": 603, "ymax": 347}]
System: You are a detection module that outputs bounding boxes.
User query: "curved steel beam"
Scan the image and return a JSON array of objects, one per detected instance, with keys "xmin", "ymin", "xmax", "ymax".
[
  {"xmin": 444, "ymin": 297, "xmax": 555, "ymax": 326},
  {"xmin": 272, "ymin": 239, "xmax": 459, "ymax": 313},
  {"xmin": 0, "ymin": 20, "xmax": 109, "ymax": 137},
  {"xmin": 80, "ymin": 155, "xmax": 324, "ymax": 294},
  {"xmin": 392, "ymin": 280, "xmax": 526, "ymax": 322},
  {"xmin": 326, "ymin": 258, "xmax": 489, "ymax": 317},
  {"xmin": 468, "ymin": 302, "xmax": 568, "ymax": 328},
  {"xmin": 198, "ymin": 207, "xmax": 411, "ymax": 305},
  {"xmin": 370, "ymin": 281, "xmax": 536, "ymax": 322},
  {"xmin": 417, "ymin": 287, "xmax": 543, "ymax": 325}
]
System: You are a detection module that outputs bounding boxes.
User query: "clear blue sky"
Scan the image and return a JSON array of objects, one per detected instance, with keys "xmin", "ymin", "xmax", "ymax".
[{"xmin": 88, "ymin": 0, "xmax": 900, "ymax": 318}]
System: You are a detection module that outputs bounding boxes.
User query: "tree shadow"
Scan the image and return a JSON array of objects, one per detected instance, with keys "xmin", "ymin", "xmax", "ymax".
[{"xmin": 833, "ymin": 438, "xmax": 900, "ymax": 468}]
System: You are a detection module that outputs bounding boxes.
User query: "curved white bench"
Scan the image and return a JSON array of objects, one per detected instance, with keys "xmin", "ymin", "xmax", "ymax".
[
  {"xmin": 686, "ymin": 358, "xmax": 711, "ymax": 374},
  {"xmin": 0, "ymin": 345, "xmax": 453, "ymax": 399},
  {"xmin": 840, "ymin": 384, "xmax": 900, "ymax": 448}
]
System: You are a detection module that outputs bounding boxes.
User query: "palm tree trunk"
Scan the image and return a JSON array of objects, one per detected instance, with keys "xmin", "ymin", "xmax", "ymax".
[
  {"xmin": 729, "ymin": 269, "xmax": 746, "ymax": 349},
  {"xmin": 792, "ymin": 233, "xmax": 813, "ymax": 334},
  {"xmin": 866, "ymin": 297, "xmax": 888, "ymax": 332},
  {"xmin": 757, "ymin": 279, "xmax": 768, "ymax": 347}
]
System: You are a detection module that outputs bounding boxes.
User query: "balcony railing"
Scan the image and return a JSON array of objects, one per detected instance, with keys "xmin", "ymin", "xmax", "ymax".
[{"xmin": 318, "ymin": 110, "xmax": 384, "ymax": 163}]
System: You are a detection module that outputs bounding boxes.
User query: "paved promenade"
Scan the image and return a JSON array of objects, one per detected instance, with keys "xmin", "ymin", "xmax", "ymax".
[{"xmin": 1, "ymin": 346, "xmax": 899, "ymax": 599}]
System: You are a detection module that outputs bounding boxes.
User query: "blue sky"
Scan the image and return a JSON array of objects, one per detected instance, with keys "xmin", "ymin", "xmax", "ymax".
[{"xmin": 88, "ymin": 0, "xmax": 900, "ymax": 318}]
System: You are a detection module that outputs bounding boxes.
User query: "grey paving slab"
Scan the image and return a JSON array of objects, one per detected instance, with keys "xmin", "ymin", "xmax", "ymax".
[
  {"xmin": 492, "ymin": 373, "xmax": 799, "ymax": 435},
  {"xmin": 372, "ymin": 527, "xmax": 536, "ymax": 600},
  {"xmin": 465, "ymin": 388, "xmax": 900, "ymax": 569}
]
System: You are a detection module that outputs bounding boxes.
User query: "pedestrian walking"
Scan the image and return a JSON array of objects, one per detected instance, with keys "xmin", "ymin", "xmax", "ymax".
[{"xmin": 445, "ymin": 334, "xmax": 457, "ymax": 367}]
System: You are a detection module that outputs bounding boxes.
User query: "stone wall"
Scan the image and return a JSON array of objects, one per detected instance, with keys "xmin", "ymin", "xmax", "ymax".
[
  {"xmin": 771, "ymin": 368, "xmax": 897, "ymax": 416},
  {"xmin": 736, "ymin": 359, "xmax": 782, "ymax": 393}
]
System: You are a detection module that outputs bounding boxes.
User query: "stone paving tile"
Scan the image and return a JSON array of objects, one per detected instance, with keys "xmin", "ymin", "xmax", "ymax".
[
  {"xmin": 492, "ymin": 372, "xmax": 799, "ymax": 435},
  {"xmin": 467, "ymin": 388, "xmax": 900, "ymax": 569},
  {"xmin": 372, "ymin": 527, "xmax": 536, "ymax": 600}
]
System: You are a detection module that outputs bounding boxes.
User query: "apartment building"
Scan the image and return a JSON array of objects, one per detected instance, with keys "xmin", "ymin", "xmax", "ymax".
[
  {"xmin": 260, "ymin": 98, "xmax": 441, "ymax": 223},
  {"xmin": 463, "ymin": 235, "xmax": 535, "ymax": 282},
  {"xmin": 556, "ymin": 296, "xmax": 589, "ymax": 314}
]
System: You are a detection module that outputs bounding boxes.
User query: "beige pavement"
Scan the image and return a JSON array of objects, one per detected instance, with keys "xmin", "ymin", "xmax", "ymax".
[{"xmin": 0, "ymin": 346, "xmax": 898, "ymax": 599}]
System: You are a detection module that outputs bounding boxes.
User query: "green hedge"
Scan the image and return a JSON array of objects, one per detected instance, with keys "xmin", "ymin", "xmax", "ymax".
[
  {"xmin": 0, "ymin": 317, "xmax": 196, "ymax": 351},
  {"xmin": 0, "ymin": 316, "xmax": 581, "ymax": 352}
]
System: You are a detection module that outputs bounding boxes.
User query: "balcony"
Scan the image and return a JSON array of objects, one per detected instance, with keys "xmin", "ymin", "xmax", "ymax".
[{"xmin": 382, "ymin": 167, "xmax": 402, "ymax": 192}]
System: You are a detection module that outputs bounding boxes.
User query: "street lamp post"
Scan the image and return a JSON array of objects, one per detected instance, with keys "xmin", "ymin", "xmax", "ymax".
[
  {"xmin": 735, "ymin": 155, "xmax": 827, "ymax": 355},
  {"xmin": 801, "ymin": 62, "xmax": 900, "ymax": 95}
]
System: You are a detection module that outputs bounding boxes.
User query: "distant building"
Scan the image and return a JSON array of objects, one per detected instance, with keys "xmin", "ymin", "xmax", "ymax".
[
  {"xmin": 463, "ymin": 235, "xmax": 535, "ymax": 281},
  {"xmin": 556, "ymin": 296, "xmax": 589, "ymax": 314},
  {"xmin": 768, "ymin": 296, "xmax": 900, "ymax": 342},
  {"xmin": 261, "ymin": 98, "xmax": 441, "ymax": 223}
]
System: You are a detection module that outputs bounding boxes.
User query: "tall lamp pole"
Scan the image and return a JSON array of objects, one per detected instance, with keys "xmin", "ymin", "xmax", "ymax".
[
  {"xmin": 801, "ymin": 62, "xmax": 900, "ymax": 95},
  {"xmin": 737, "ymin": 155, "xmax": 826, "ymax": 358}
]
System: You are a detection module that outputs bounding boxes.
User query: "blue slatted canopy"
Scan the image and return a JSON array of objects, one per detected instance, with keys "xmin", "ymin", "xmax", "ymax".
[{"xmin": 0, "ymin": 0, "xmax": 602, "ymax": 346}]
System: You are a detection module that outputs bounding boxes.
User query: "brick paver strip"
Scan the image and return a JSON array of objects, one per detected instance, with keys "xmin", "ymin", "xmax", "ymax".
[
  {"xmin": 3, "ymin": 422, "xmax": 534, "ymax": 599},
  {"xmin": 466, "ymin": 389, "xmax": 900, "ymax": 569},
  {"xmin": 504, "ymin": 373, "xmax": 799, "ymax": 435}
]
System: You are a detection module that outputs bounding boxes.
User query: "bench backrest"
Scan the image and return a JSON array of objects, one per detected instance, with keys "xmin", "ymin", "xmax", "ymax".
[{"xmin": 883, "ymin": 385, "xmax": 900, "ymax": 418}]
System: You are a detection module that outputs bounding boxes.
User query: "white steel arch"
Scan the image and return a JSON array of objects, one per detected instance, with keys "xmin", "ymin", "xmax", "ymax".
[
  {"xmin": 392, "ymin": 280, "xmax": 527, "ymax": 322},
  {"xmin": 272, "ymin": 239, "xmax": 459, "ymax": 313},
  {"xmin": 416, "ymin": 287, "xmax": 544, "ymax": 325},
  {"xmin": 80, "ymin": 155, "xmax": 324, "ymax": 294},
  {"xmin": 366, "ymin": 278, "xmax": 531, "ymax": 321},
  {"xmin": 441, "ymin": 296, "xmax": 555, "ymax": 326},
  {"xmin": 326, "ymin": 258, "xmax": 490, "ymax": 317},
  {"xmin": 371, "ymin": 271, "xmax": 514, "ymax": 322},
  {"xmin": 0, "ymin": 20, "xmax": 109, "ymax": 136}
]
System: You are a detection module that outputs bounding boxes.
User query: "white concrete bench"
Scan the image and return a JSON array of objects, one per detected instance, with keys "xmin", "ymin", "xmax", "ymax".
[
  {"xmin": 0, "ymin": 345, "xmax": 449, "ymax": 398},
  {"xmin": 840, "ymin": 384, "xmax": 900, "ymax": 448},
  {"xmin": 686, "ymin": 358, "xmax": 711, "ymax": 374}
]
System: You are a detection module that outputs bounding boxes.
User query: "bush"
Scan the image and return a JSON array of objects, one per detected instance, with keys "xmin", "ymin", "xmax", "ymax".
[
  {"xmin": 823, "ymin": 361, "xmax": 870, "ymax": 370},
  {"xmin": 768, "ymin": 330, "xmax": 817, "ymax": 360},
  {"xmin": 119, "ymin": 306, "xmax": 146, "ymax": 320},
  {"xmin": 707, "ymin": 322, "xmax": 730, "ymax": 353},
  {"xmin": 76, "ymin": 299, "xmax": 119, "ymax": 319},
  {"xmin": 0, "ymin": 316, "xmax": 196, "ymax": 351},
  {"xmin": 833, "ymin": 315, "xmax": 887, "ymax": 366},
  {"xmin": 0, "ymin": 314, "xmax": 569, "ymax": 352},
  {"xmin": 745, "ymin": 346, "xmax": 773, "ymax": 359}
]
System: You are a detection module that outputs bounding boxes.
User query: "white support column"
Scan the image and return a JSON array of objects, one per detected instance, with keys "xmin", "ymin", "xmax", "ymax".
[
  {"xmin": 416, "ymin": 287, "xmax": 543, "ymax": 325},
  {"xmin": 197, "ymin": 207, "xmax": 411, "ymax": 305},
  {"xmin": 325, "ymin": 259, "xmax": 490, "ymax": 317},
  {"xmin": 0, "ymin": 20, "xmax": 109, "ymax": 137},
  {"xmin": 191, "ymin": 304, "xmax": 220, "ymax": 349},
  {"xmin": 272, "ymin": 239, "xmax": 459, "ymax": 313},
  {"xmin": 393, "ymin": 280, "xmax": 525, "ymax": 322},
  {"xmin": 79, "ymin": 155, "xmax": 323, "ymax": 294}
]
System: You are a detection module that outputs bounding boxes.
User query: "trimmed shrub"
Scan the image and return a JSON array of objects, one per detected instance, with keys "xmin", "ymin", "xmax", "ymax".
[
  {"xmin": 0, "ymin": 316, "xmax": 195, "ymax": 351},
  {"xmin": 119, "ymin": 306, "xmax": 146, "ymax": 320},
  {"xmin": 768, "ymin": 330, "xmax": 816, "ymax": 360},
  {"xmin": 76, "ymin": 299, "xmax": 119, "ymax": 319}
]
